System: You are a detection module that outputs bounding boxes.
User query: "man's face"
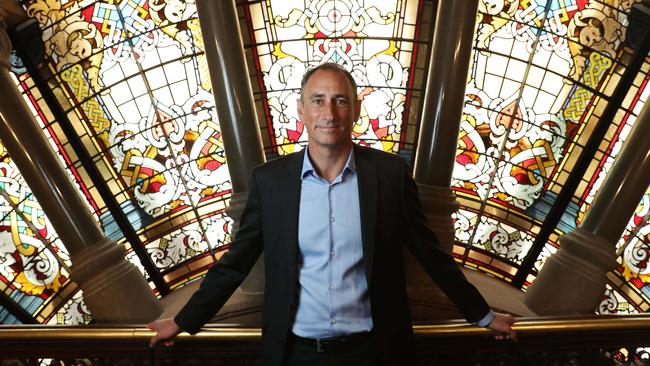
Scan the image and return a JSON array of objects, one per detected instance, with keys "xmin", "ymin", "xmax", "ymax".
[{"xmin": 297, "ymin": 69, "xmax": 361, "ymax": 152}]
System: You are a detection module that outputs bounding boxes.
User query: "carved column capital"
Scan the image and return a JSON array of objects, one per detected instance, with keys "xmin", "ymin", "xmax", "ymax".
[
  {"xmin": 69, "ymin": 238, "xmax": 163, "ymax": 323},
  {"xmin": 524, "ymin": 227, "xmax": 618, "ymax": 315}
]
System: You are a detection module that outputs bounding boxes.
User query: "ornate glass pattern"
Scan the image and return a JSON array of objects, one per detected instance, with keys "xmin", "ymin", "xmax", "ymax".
[
  {"xmin": 145, "ymin": 212, "xmax": 232, "ymax": 287},
  {"xmin": 20, "ymin": 0, "xmax": 233, "ymax": 287},
  {"xmin": 576, "ymin": 70, "xmax": 650, "ymax": 224},
  {"xmin": 12, "ymin": 69, "xmax": 102, "ymax": 221},
  {"xmin": 0, "ymin": 0, "xmax": 238, "ymax": 323},
  {"xmin": 453, "ymin": 208, "xmax": 534, "ymax": 281},
  {"xmin": 599, "ymin": 284, "xmax": 638, "ymax": 315},
  {"xmin": 25, "ymin": 0, "xmax": 231, "ymax": 217},
  {"xmin": 0, "ymin": 71, "xmax": 98, "ymax": 324},
  {"xmin": 0, "ymin": 148, "xmax": 73, "ymax": 324},
  {"xmin": 243, "ymin": 0, "xmax": 424, "ymax": 155},
  {"xmin": 607, "ymin": 189, "xmax": 650, "ymax": 312},
  {"xmin": 452, "ymin": 0, "xmax": 648, "ymax": 290},
  {"xmin": 47, "ymin": 290, "xmax": 92, "ymax": 325}
]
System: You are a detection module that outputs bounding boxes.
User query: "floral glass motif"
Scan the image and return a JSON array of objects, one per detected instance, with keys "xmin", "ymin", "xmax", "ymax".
[
  {"xmin": 599, "ymin": 284, "xmax": 638, "ymax": 315},
  {"xmin": 0, "ymin": 150, "xmax": 72, "ymax": 323},
  {"xmin": 452, "ymin": 0, "xmax": 648, "ymax": 291},
  {"xmin": 453, "ymin": 208, "xmax": 534, "ymax": 279},
  {"xmin": 23, "ymin": 0, "xmax": 232, "ymax": 219},
  {"xmin": 455, "ymin": 0, "xmax": 642, "ymax": 211},
  {"xmin": 1, "ymin": 0, "xmax": 236, "ymax": 323},
  {"xmin": 146, "ymin": 212, "xmax": 232, "ymax": 271},
  {"xmin": 608, "ymin": 189, "xmax": 650, "ymax": 312},
  {"xmin": 47, "ymin": 290, "xmax": 92, "ymax": 325},
  {"xmin": 0, "ymin": 71, "xmax": 102, "ymax": 324},
  {"xmin": 244, "ymin": 0, "xmax": 422, "ymax": 155}
]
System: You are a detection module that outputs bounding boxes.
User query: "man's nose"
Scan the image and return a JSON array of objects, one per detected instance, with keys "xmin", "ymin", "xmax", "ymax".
[{"xmin": 322, "ymin": 100, "xmax": 336, "ymax": 120}]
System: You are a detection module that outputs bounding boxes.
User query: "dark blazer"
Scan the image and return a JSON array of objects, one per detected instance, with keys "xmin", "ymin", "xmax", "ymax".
[{"xmin": 175, "ymin": 144, "xmax": 491, "ymax": 365}]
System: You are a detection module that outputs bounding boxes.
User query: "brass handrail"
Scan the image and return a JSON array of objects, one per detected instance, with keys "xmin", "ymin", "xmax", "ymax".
[
  {"xmin": 1, "ymin": 314, "xmax": 649, "ymax": 341},
  {"xmin": 415, "ymin": 314, "xmax": 650, "ymax": 337}
]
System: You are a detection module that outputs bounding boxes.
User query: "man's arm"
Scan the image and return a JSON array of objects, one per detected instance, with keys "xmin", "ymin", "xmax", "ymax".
[
  {"xmin": 400, "ymin": 163, "xmax": 517, "ymax": 338},
  {"xmin": 148, "ymin": 170, "xmax": 265, "ymax": 344}
]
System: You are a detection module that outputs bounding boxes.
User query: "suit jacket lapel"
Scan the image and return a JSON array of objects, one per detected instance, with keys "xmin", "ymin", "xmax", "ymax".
[
  {"xmin": 281, "ymin": 149, "xmax": 305, "ymax": 288},
  {"xmin": 354, "ymin": 145, "xmax": 378, "ymax": 285}
]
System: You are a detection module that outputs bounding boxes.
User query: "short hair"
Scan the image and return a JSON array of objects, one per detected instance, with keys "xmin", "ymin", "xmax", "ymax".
[{"xmin": 299, "ymin": 63, "xmax": 358, "ymax": 101}]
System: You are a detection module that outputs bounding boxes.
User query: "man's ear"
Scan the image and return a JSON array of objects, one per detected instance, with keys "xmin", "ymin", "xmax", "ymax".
[{"xmin": 297, "ymin": 97, "xmax": 304, "ymax": 120}]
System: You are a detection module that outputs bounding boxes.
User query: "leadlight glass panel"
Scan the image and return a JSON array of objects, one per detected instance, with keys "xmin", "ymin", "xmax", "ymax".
[
  {"xmin": 242, "ymin": 0, "xmax": 425, "ymax": 155},
  {"xmin": 46, "ymin": 290, "xmax": 91, "ymax": 325},
  {"xmin": 599, "ymin": 284, "xmax": 638, "ymax": 315},
  {"xmin": 575, "ymin": 65, "xmax": 650, "ymax": 224},
  {"xmin": 453, "ymin": 1, "xmax": 649, "ymax": 295},
  {"xmin": 19, "ymin": 0, "xmax": 234, "ymax": 294},
  {"xmin": 453, "ymin": 207, "xmax": 534, "ymax": 282},
  {"xmin": 603, "ymin": 189, "xmax": 650, "ymax": 313},
  {"xmin": 146, "ymin": 212, "xmax": 232, "ymax": 272},
  {"xmin": 0, "ymin": 148, "xmax": 73, "ymax": 324}
]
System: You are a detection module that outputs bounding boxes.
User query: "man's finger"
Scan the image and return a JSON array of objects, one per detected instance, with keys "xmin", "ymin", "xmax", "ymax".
[{"xmin": 149, "ymin": 336, "xmax": 159, "ymax": 348}]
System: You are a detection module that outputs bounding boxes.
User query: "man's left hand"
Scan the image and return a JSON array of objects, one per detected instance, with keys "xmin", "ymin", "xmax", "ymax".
[{"xmin": 487, "ymin": 312, "xmax": 517, "ymax": 341}]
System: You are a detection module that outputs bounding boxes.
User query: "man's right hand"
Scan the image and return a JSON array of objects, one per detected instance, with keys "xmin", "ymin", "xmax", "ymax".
[{"xmin": 147, "ymin": 318, "xmax": 182, "ymax": 347}]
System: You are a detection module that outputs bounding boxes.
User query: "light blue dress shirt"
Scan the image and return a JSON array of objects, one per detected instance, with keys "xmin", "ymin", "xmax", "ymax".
[
  {"xmin": 292, "ymin": 149, "xmax": 373, "ymax": 338},
  {"xmin": 291, "ymin": 148, "xmax": 495, "ymax": 338}
]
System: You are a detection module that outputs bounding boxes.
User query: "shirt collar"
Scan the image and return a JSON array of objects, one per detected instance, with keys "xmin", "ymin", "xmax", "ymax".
[{"xmin": 301, "ymin": 146, "xmax": 356, "ymax": 180}]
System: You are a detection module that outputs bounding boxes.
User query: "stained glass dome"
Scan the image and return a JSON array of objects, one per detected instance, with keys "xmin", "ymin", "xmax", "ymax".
[{"xmin": 0, "ymin": 0, "xmax": 648, "ymax": 324}]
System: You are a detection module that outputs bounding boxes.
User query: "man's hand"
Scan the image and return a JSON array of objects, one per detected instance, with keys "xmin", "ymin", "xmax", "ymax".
[
  {"xmin": 486, "ymin": 312, "xmax": 517, "ymax": 341},
  {"xmin": 147, "ymin": 318, "xmax": 182, "ymax": 347}
]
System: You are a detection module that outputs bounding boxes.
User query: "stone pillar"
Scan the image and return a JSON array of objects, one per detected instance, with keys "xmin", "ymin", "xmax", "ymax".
[
  {"xmin": 407, "ymin": 0, "xmax": 479, "ymax": 320},
  {"xmin": 525, "ymin": 99, "xmax": 650, "ymax": 315},
  {"xmin": 0, "ymin": 21, "xmax": 161, "ymax": 323},
  {"xmin": 413, "ymin": 0, "xmax": 479, "ymax": 252},
  {"xmin": 196, "ymin": 0, "xmax": 265, "ymax": 293}
]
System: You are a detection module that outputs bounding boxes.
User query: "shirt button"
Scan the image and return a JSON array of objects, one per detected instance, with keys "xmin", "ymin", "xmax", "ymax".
[
  {"xmin": 330, "ymin": 319, "xmax": 336, "ymax": 324},
  {"xmin": 330, "ymin": 250, "xmax": 335, "ymax": 256},
  {"xmin": 329, "ymin": 284, "xmax": 334, "ymax": 290},
  {"xmin": 329, "ymin": 217, "xmax": 334, "ymax": 222}
]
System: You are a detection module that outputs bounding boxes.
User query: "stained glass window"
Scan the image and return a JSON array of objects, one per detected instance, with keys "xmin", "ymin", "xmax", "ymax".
[
  {"xmin": 601, "ymin": 188, "xmax": 650, "ymax": 313},
  {"xmin": 242, "ymin": 0, "xmax": 429, "ymax": 156},
  {"xmin": 0, "ymin": 69, "xmax": 94, "ymax": 324},
  {"xmin": 18, "ymin": 0, "xmax": 234, "ymax": 294},
  {"xmin": 452, "ymin": 0, "xmax": 650, "ymax": 290},
  {"xmin": 2, "ymin": 0, "xmax": 649, "ymax": 324},
  {"xmin": 0, "ymin": 144, "xmax": 75, "ymax": 324},
  {"xmin": 0, "ymin": 0, "xmax": 236, "ymax": 322}
]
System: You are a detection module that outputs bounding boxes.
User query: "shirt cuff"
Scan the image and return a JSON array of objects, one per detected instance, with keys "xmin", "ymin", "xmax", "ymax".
[{"xmin": 476, "ymin": 310, "xmax": 496, "ymax": 327}]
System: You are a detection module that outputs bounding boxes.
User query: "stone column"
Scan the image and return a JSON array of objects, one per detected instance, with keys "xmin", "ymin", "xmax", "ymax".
[
  {"xmin": 413, "ymin": 0, "xmax": 479, "ymax": 252},
  {"xmin": 196, "ymin": 0, "xmax": 265, "ymax": 293},
  {"xmin": 0, "ymin": 21, "xmax": 161, "ymax": 323},
  {"xmin": 525, "ymin": 99, "xmax": 650, "ymax": 315},
  {"xmin": 408, "ymin": 0, "xmax": 479, "ymax": 320}
]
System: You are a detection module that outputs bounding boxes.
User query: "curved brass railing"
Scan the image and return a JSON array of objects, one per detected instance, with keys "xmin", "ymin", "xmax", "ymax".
[
  {"xmin": 1, "ymin": 315, "xmax": 649, "ymax": 364},
  {"xmin": 415, "ymin": 313, "xmax": 650, "ymax": 336},
  {"xmin": 2, "ymin": 314, "xmax": 649, "ymax": 341}
]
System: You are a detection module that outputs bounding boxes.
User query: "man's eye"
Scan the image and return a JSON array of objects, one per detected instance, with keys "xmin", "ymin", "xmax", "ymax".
[
  {"xmin": 336, "ymin": 99, "xmax": 349, "ymax": 105},
  {"xmin": 312, "ymin": 99, "xmax": 323, "ymax": 105}
]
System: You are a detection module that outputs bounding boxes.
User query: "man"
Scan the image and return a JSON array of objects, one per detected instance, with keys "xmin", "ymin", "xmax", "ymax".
[{"xmin": 148, "ymin": 63, "xmax": 517, "ymax": 365}]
